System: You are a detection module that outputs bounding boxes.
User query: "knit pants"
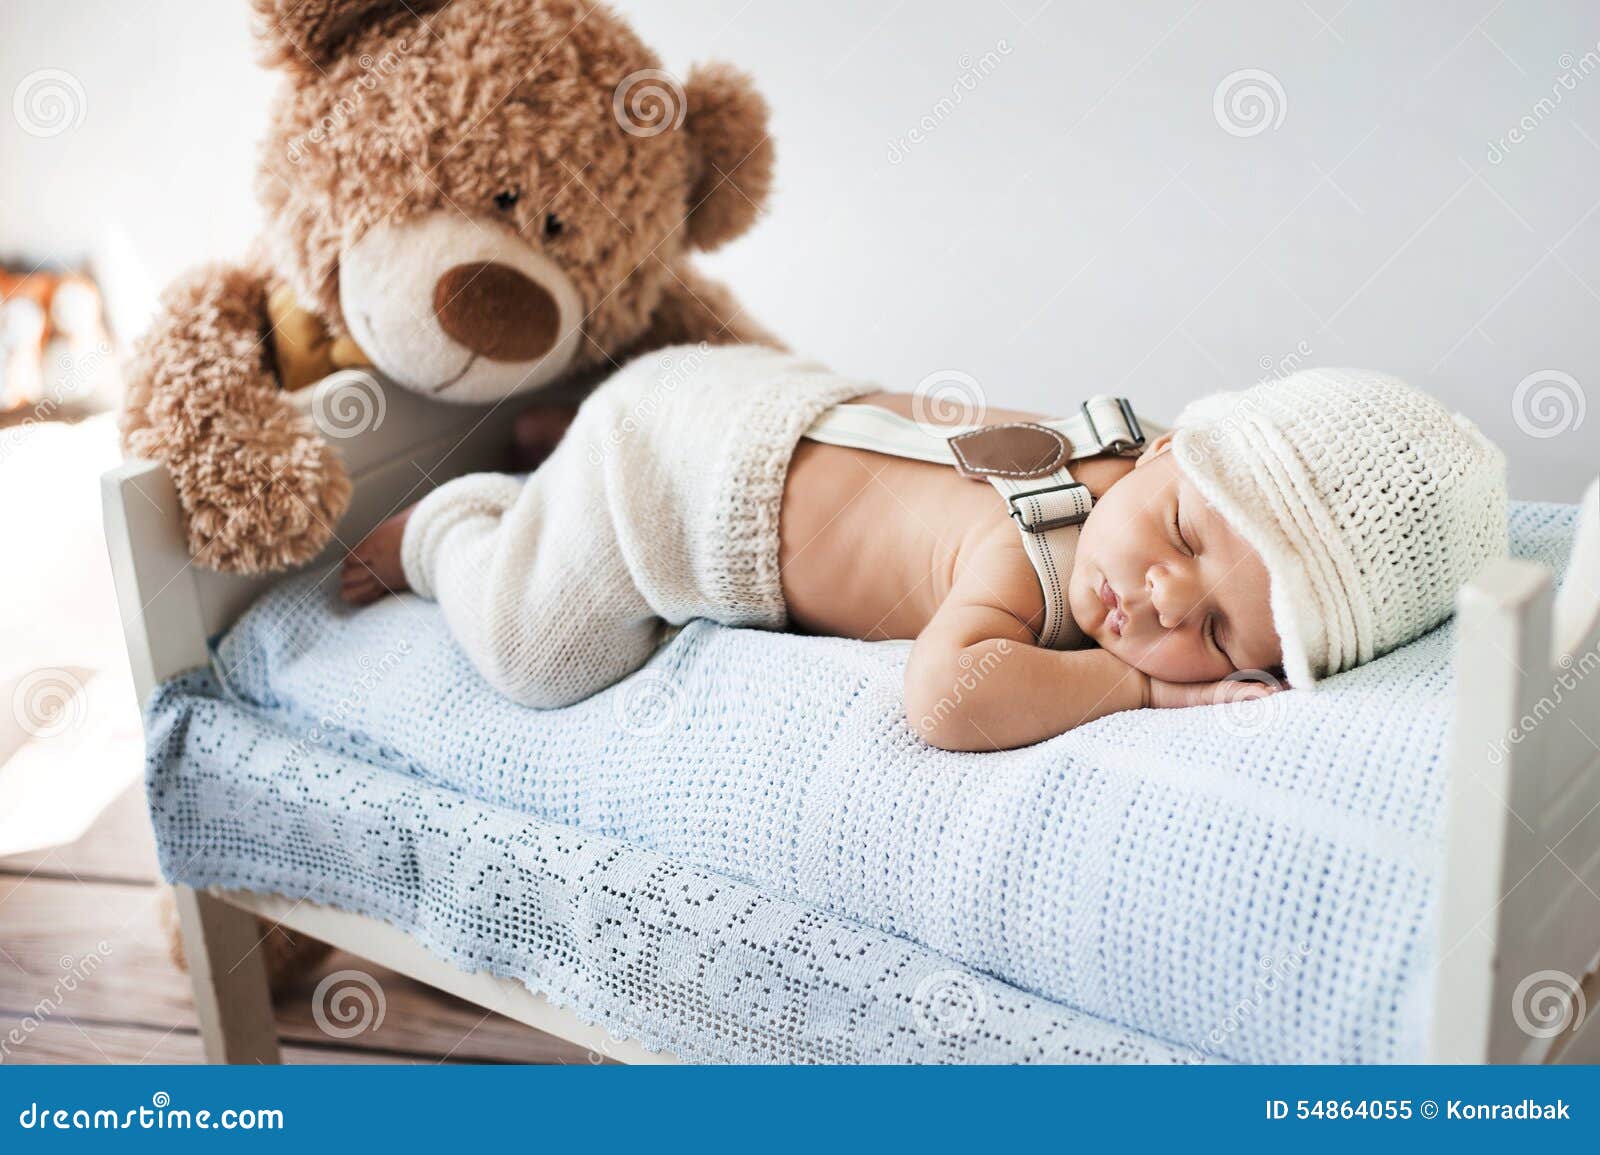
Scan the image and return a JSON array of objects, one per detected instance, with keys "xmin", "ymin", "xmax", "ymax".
[{"xmin": 400, "ymin": 344, "xmax": 870, "ymax": 709}]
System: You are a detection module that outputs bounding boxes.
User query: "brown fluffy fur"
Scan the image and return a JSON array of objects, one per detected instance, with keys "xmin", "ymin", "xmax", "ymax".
[
  {"xmin": 122, "ymin": 260, "xmax": 354, "ymax": 572},
  {"xmin": 124, "ymin": 0, "xmax": 777, "ymax": 573}
]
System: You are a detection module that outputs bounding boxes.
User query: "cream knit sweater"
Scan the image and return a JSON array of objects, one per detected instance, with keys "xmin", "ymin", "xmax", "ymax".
[{"xmin": 400, "ymin": 344, "xmax": 870, "ymax": 708}]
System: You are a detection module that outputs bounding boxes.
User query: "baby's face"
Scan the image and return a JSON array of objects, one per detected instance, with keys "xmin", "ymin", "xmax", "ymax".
[{"xmin": 1068, "ymin": 435, "xmax": 1283, "ymax": 684}]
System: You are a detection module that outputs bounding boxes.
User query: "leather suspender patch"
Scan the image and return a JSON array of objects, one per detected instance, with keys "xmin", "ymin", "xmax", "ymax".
[{"xmin": 947, "ymin": 422, "xmax": 1069, "ymax": 482}]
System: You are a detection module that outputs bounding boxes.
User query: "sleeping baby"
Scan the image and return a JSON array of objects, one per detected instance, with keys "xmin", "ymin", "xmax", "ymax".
[{"xmin": 341, "ymin": 345, "xmax": 1507, "ymax": 750}]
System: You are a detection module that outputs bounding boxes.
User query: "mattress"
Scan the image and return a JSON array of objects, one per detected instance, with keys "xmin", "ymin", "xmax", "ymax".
[{"xmin": 145, "ymin": 501, "xmax": 1580, "ymax": 1063}]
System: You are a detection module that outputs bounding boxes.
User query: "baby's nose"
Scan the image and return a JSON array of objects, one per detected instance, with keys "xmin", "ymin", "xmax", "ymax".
[{"xmin": 1147, "ymin": 566, "xmax": 1198, "ymax": 629}]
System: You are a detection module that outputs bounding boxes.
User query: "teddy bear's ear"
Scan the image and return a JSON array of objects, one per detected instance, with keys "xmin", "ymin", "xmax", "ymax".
[
  {"xmin": 251, "ymin": 0, "xmax": 443, "ymax": 74},
  {"xmin": 682, "ymin": 63, "xmax": 775, "ymax": 251}
]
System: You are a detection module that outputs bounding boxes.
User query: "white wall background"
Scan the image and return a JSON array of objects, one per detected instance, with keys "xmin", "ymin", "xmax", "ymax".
[{"xmin": 3, "ymin": 0, "xmax": 1594, "ymax": 498}]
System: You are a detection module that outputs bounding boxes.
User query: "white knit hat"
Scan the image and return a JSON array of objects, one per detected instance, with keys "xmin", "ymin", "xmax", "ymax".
[{"xmin": 1170, "ymin": 368, "xmax": 1508, "ymax": 689}]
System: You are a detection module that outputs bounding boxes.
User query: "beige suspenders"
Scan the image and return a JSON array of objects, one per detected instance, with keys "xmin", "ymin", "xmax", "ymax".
[{"xmin": 802, "ymin": 396, "xmax": 1148, "ymax": 650}]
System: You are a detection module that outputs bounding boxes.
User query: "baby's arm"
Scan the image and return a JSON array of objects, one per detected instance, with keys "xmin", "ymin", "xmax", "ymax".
[
  {"xmin": 904, "ymin": 584, "xmax": 1276, "ymax": 751},
  {"xmin": 904, "ymin": 594, "xmax": 1148, "ymax": 751}
]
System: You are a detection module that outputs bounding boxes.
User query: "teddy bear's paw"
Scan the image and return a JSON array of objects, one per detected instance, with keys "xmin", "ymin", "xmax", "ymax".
[{"xmin": 179, "ymin": 432, "xmax": 353, "ymax": 574}]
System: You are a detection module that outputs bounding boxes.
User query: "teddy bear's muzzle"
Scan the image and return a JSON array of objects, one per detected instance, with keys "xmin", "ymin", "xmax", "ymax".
[
  {"xmin": 432, "ymin": 261, "xmax": 561, "ymax": 363},
  {"xmin": 338, "ymin": 210, "xmax": 586, "ymax": 404}
]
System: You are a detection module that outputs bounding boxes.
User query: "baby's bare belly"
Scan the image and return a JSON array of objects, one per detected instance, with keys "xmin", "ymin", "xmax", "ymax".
[{"xmin": 779, "ymin": 440, "xmax": 1042, "ymax": 640}]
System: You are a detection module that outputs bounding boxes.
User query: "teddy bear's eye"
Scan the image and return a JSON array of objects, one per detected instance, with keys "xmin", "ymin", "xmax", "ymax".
[
  {"xmin": 543, "ymin": 213, "xmax": 564, "ymax": 238},
  {"xmin": 493, "ymin": 190, "xmax": 520, "ymax": 212}
]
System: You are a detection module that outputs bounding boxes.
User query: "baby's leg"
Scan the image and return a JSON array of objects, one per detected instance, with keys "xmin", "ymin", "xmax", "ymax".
[{"xmin": 363, "ymin": 443, "xmax": 665, "ymax": 710}]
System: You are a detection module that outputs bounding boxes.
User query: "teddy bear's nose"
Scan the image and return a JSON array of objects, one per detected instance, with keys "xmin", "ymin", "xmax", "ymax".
[{"xmin": 432, "ymin": 261, "xmax": 561, "ymax": 362}]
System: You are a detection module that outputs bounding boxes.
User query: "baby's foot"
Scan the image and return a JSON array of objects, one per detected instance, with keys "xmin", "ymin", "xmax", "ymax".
[{"xmin": 340, "ymin": 505, "xmax": 415, "ymax": 606}]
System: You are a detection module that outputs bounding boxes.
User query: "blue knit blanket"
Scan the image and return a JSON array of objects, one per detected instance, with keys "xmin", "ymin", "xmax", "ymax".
[{"xmin": 145, "ymin": 502, "xmax": 1578, "ymax": 1062}]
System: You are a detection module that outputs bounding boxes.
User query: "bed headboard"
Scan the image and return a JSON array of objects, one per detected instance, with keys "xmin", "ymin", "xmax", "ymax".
[
  {"xmin": 102, "ymin": 370, "xmax": 539, "ymax": 703},
  {"xmin": 1432, "ymin": 477, "xmax": 1600, "ymax": 1063}
]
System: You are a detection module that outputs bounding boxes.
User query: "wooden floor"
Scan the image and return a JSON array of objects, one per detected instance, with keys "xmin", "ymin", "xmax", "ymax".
[{"xmin": 0, "ymin": 787, "xmax": 591, "ymax": 1064}]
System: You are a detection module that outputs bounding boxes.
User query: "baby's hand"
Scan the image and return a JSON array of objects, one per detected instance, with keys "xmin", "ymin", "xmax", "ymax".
[
  {"xmin": 1147, "ymin": 673, "xmax": 1284, "ymax": 710},
  {"xmin": 340, "ymin": 504, "xmax": 415, "ymax": 606}
]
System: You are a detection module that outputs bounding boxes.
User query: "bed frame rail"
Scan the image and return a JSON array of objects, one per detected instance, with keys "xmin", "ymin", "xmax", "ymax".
[
  {"xmin": 104, "ymin": 373, "xmax": 516, "ymax": 706},
  {"xmin": 1432, "ymin": 478, "xmax": 1600, "ymax": 1063}
]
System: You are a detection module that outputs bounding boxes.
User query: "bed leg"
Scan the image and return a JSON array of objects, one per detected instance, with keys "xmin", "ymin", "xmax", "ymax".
[{"xmin": 173, "ymin": 886, "xmax": 282, "ymax": 1064}]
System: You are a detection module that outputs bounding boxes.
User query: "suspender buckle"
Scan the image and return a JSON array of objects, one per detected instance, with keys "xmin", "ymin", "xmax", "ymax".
[
  {"xmin": 1007, "ymin": 481, "xmax": 1093, "ymax": 534},
  {"xmin": 1081, "ymin": 396, "xmax": 1145, "ymax": 455}
]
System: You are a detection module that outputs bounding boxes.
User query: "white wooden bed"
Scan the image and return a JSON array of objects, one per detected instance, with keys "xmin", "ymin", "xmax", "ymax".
[{"xmin": 102, "ymin": 371, "xmax": 1600, "ymax": 1064}]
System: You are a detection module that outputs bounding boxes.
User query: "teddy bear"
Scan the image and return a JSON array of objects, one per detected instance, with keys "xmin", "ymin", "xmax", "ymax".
[
  {"xmin": 122, "ymin": 0, "xmax": 779, "ymax": 575},
  {"xmin": 130, "ymin": 0, "xmax": 780, "ymax": 993}
]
